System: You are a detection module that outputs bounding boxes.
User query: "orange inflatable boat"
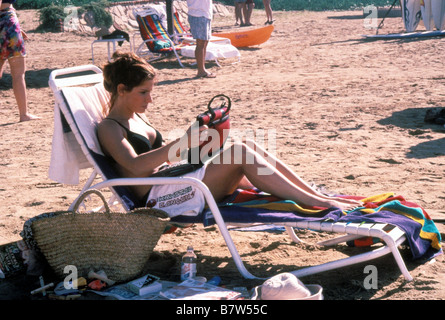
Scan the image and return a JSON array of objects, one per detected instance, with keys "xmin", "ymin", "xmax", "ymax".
[{"xmin": 213, "ymin": 25, "xmax": 274, "ymax": 48}]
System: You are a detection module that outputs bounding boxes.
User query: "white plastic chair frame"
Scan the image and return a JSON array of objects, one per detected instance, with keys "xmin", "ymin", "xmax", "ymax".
[{"xmin": 48, "ymin": 65, "xmax": 413, "ymax": 282}]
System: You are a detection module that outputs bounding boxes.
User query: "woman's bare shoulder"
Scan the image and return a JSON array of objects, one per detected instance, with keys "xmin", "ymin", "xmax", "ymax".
[{"xmin": 97, "ymin": 118, "xmax": 122, "ymax": 138}]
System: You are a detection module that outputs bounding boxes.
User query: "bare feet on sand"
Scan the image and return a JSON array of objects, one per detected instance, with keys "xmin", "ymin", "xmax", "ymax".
[{"xmin": 19, "ymin": 113, "xmax": 40, "ymax": 122}]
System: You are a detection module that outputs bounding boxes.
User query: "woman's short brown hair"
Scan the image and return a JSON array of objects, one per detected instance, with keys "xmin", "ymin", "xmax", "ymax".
[{"xmin": 102, "ymin": 51, "xmax": 157, "ymax": 114}]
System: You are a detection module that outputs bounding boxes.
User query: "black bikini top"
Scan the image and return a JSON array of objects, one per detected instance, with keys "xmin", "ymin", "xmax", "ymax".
[{"xmin": 104, "ymin": 115, "xmax": 163, "ymax": 155}]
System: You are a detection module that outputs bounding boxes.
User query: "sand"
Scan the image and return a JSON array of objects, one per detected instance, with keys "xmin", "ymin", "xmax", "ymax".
[{"xmin": 0, "ymin": 6, "xmax": 444, "ymax": 300}]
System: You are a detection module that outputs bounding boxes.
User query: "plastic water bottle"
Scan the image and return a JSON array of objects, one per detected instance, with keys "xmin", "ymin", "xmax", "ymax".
[{"xmin": 180, "ymin": 246, "xmax": 197, "ymax": 281}]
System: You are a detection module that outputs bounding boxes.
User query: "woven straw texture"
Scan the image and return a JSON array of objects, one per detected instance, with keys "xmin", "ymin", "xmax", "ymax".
[{"xmin": 31, "ymin": 189, "xmax": 170, "ymax": 283}]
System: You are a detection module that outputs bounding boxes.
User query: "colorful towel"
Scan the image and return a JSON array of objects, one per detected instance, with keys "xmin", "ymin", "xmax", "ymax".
[{"xmin": 202, "ymin": 189, "xmax": 442, "ymax": 261}]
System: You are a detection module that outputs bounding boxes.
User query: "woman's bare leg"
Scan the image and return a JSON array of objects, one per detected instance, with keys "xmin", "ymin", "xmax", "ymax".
[
  {"xmin": 263, "ymin": 0, "xmax": 273, "ymax": 22},
  {"xmin": 8, "ymin": 57, "xmax": 39, "ymax": 122},
  {"xmin": 244, "ymin": 139, "xmax": 362, "ymax": 206},
  {"xmin": 202, "ymin": 142, "xmax": 358, "ymax": 210},
  {"xmin": 0, "ymin": 59, "xmax": 6, "ymax": 78}
]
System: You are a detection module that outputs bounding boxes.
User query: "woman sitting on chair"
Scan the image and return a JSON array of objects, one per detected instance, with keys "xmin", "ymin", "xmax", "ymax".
[{"xmin": 97, "ymin": 51, "xmax": 362, "ymax": 217}]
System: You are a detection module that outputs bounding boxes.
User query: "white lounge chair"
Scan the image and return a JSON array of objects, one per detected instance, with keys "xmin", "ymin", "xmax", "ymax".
[{"xmin": 48, "ymin": 65, "xmax": 414, "ymax": 282}]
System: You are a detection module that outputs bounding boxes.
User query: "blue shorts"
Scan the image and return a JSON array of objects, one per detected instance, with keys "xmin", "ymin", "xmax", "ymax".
[{"xmin": 188, "ymin": 15, "xmax": 211, "ymax": 41}]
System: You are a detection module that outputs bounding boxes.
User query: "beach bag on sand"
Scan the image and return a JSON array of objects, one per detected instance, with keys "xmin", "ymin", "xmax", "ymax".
[{"xmin": 22, "ymin": 189, "xmax": 170, "ymax": 283}]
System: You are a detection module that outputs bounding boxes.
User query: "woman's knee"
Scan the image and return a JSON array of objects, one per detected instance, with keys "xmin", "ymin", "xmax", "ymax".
[
  {"xmin": 228, "ymin": 141, "xmax": 250, "ymax": 163},
  {"xmin": 8, "ymin": 57, "xmax": 26, "ymax": 77}
]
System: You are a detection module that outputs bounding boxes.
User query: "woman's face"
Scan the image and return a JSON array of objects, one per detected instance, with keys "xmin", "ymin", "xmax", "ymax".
[{"xmin": 120, "ymin": 79, "xmax": 154, "ymax": 113}]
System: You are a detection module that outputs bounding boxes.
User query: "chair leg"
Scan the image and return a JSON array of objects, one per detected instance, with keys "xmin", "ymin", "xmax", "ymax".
[
  {"xmin": 285, "ymin": 226, "xmax": 305, "ymax": 244},
  {"xmin": 87, "ymin": 178, "xmax": 414, "ymax": 281},
  {"xmin": 290, "ymin": 235, "xmax": 412, "ymax": 281},
  {"xmin": 317, "ymin": 234, "xmax": 365, "ymax": 246},
  {"xmin": 172, "ymin": 50, "xmax": 185, "ymax": 68}
]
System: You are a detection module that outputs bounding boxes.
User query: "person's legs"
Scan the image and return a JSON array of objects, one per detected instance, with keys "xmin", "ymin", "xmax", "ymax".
[
  {"xmin": 188, "ymin": 15, "xmax": 215, "ymax": 78},
  {"xmin": 0, "ymin": 59, "xmax": 6, "ymax": 78},
  {"xmin": 263, "ymin": 0, "xmax": 274, "ymax": 24},
  {"xmin": 202, "ymin": 142, "xmax": 358, "ymax": 210},
  {"xmin": 242, "ymin": 4, "xmax": 248, "ymax": 25},
  {"xmin": 195, "ymin": 39, "xmax": 215, "ymax": 78},
  {"xmin": 234, "ymin": 2, "xmax": 244, "ymax": 25},
  {"xmin": 8, "ymin": 56, "xmax": 38, "ymax": 122},
  {"xmin": 244, "ymin": 0, "xmax": 255, "ymax": 25}
]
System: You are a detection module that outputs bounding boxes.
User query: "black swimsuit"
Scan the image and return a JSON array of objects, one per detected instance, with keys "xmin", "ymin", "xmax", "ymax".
[
  {"xmin": 102, "ymin": 115, "xmax": 163, "ymax": 205},
  {"xmin": 104, "ymin": 115, "xmax": 163, "ymax": 155}
]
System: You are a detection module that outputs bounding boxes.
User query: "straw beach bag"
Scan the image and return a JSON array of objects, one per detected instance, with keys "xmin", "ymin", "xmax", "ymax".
[{"xmin": 25, "ymin": 189, "xmax": 170, "ymax": 283}]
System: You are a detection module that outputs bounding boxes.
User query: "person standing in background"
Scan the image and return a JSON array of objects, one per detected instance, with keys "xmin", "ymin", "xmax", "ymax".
[
  {"xmin": 234, "ymin": 0, "xmax": 254, "ymax": 27},
  {"xmin": 263, "ymin": 0, "xmax": 274, "ymax": 25},
  {"xmin": 0, "ymin": 0, "xmax": 39, "ymax": 122},
  {"xmin": 244, "ymin": 0, "xmax": 254, "ymax": 26},
  {"xmin": 186, "ymin": 0, "xmax": 216, "ymax": 78},
  {"xmin": 234, "ymin": 0, "xmax": 245, "ymax": 26}
]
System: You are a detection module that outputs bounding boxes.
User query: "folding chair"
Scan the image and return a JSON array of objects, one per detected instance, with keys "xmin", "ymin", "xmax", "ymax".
[
  {"xmin": 134, "ymin": 11, "xmax": 186, "ymax": 67},
  {"xmin": 48, "ymin": 65, "xmax": 435, "ymax": 282},
  {"xmin": 172, "ymin": 11, "xmax": 190, "ymax": 40}
]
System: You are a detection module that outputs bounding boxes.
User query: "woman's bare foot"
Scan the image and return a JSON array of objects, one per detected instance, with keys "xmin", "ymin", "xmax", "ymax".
[
  {"xmin": 196, "ymin": 72, "xmax": 216, "ymax": 78},
  {"xmin": 329, "ymin": 196, "xmax": 363, "ymax": 207},
  {"xmin": 19, "ymin": 113, "xmax": 40, "ymax": 122},
  {"xmin": 325, "ymin": 199, "xmax": 361, "ymax": 211}
]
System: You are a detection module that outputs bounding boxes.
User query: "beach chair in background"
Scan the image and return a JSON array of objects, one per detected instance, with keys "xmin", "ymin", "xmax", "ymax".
[
  {"xmin": 133, "ymin": 10, "xmax": 186, "ymax": 67},
  {"xmin": 46, "ymin": 65, "xmax": 437, "ymax": 283},
  {"xmin": 132, "ymin": 6, "xmax": 240, "ymax": 68},
  {"xmin": 171, "ymin": 10, "xmax": 191, "ymax": 41}
]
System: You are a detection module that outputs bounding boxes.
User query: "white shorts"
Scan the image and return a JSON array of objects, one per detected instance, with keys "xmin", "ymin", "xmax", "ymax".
[{"xmin": 146, "ymin": 165, "xmax": 207, "ymax": 217}]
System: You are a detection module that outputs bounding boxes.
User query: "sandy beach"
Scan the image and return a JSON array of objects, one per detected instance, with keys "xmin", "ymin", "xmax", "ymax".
[{"xmin": 0, "ymin": 5, "xmax": 444, "ymax": 300}]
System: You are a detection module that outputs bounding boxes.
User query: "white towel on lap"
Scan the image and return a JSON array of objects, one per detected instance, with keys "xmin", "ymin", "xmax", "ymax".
[{"xmin": 146, "ymin": 165, "xmax": 208, "ymax": 217}]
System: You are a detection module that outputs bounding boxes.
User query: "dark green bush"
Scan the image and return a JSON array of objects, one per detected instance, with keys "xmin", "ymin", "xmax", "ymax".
[
  {"xmin": 16, "ymin": 0, "xmax": 90, "ymax": 10},
  {"xmin": 37, "ymin": 4, "xmax": 66, "ymax": 32},
  {"xmin": 35, "ymin": 0, "xmax": 112, "ymax": 32}
]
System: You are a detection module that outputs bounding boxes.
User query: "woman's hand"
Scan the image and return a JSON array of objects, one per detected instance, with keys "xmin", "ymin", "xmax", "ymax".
[
  {"xmin": 184, "ymin": 123, "xmax": 209, "ymax": 149},
  {"xmin": 21, "ymin": 30, "xmax": 29, "ymax": 41}
]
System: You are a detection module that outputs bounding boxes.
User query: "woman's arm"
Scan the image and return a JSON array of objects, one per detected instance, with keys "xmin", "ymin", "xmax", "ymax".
[{"xmin": 97, "ymin": 120, "xmax": 207, "ymax": 177}]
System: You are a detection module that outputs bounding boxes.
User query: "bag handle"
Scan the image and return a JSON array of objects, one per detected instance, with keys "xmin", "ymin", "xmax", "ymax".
[
  {"xmin": 72, "ymin": 189, "xmax": 111, "ymax": 214},
  {"xmin": 71, "ymin": 189, "xmax": 171, "ymax": 221},
  {"xmin": 197, "ymin": 94, "xmax": 231, "ymax": 126}
]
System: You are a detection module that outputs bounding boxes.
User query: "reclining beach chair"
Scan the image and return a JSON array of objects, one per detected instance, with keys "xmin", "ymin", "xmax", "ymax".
[{"xmin": 48, "ymin": 65, "xmax": 443, "ymax": 282}]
